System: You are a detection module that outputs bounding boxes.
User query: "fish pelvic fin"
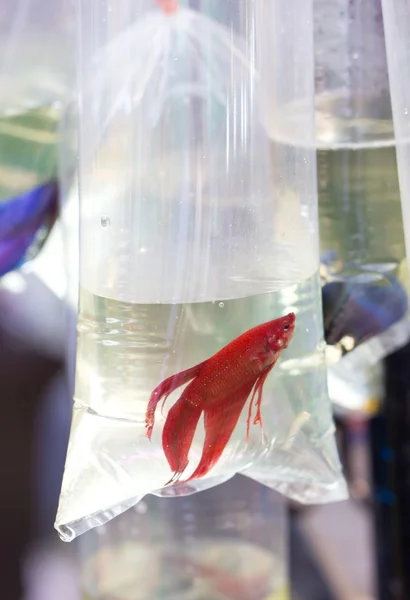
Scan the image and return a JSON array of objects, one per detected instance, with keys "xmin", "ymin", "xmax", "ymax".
[{"xmin": 246, "ymin": 365, "xmax": 274, "ymax": 444}]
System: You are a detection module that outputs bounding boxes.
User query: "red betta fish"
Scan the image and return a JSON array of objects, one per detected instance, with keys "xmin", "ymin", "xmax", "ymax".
[
  {"xmin": 156, "ymin": 0, "xmax": 179, "ymax": 14},
  {"xmin": 145, "ymin": 313, "xmax": 296, "ymax": 485}
]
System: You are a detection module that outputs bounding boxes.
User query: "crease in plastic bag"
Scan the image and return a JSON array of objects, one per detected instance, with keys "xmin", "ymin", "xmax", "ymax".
[
  {"xmin": 87, "ymin": 2, "xmax": 257, "ymax": 150},
  {"xmin": 56, "ymin": 1, "xmax": 347, "ymax": 541}
]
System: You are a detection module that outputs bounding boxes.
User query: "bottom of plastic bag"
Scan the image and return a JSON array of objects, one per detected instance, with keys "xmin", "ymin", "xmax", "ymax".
[
  {"xmin": 327, "ymin": 316, "xmax": 410, "ymax": 416},
  {"xmin": 245, "ymin": 473, "xmax": 348, "ymax": 506},
  {"xmin": 343, "ymin": 317, "xmax": 410, "ymax": 368},
  {"xmin": 55, "ymin": 467, "xmax": 348, "ymax": 542},
  {"xmin": 56, "ymin": 496, "xmax": 143, "ymax": 542},
  {"xmin": 328, "ymin": 356, "xmax": 384, "ymax": 417}
]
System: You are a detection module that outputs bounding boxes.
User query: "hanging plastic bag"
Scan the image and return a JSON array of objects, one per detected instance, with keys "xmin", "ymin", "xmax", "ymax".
[
  {"xmin": 56, "ymin": 0, "xmax": 346, "ymax": 541},
  {"xmin": 382, "ymin": 1, "xmax": 410, "ymax": 300},
  {"xmin": 0, "ymin": 0, "xmax": 74, "ymax": 279},
  {"xmin": 314, "ymin": 0, "xmax": 410, "ymax": 376}
]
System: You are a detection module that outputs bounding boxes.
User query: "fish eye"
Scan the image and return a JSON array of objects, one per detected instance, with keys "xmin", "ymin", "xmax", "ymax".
[{"xmin": 283, "ymin": 323, "xmax": 289, "ymax": 331}]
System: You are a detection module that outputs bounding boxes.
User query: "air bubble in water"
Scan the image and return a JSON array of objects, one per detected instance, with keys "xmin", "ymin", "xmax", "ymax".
[{"xmin": 219, "ymin": 302, "xmax": 224, "ymax": 308}]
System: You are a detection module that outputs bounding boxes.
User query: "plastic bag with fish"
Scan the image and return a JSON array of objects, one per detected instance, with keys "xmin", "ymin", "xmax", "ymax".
[
  {"xmin": 314, "ymin": 0, "xmax": 410, "ymax": 411},
  {"xmin": 0, "ymin": 0, "xmax": 74, "ymax": 280},
  {"xmin": 0, "ymin": 105, "xmax": 61, "ymax": 280},
  {"xmin": 55, "ymin": 0, "xmax": 347, "ymax": 541},
  {"xmin": 321, "ymin": 251, "xmax": 410, "ymax": 415}
]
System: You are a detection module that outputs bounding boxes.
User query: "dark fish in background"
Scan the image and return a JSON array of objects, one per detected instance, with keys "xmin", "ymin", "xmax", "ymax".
[
  {"xmin": 0, "ymin": 179, "xmax": 59, "ymax": 277},
  {"xmin": 322, "ymin": 275, "xmax": 408, "ymax": 347}
]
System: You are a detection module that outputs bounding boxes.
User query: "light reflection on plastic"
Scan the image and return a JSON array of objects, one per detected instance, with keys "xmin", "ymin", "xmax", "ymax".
[
  {"xmin": 340, "ymin": 335, "xmax": 355, "ymax": 352},
  {"xmin": 0, "ymin": 271, "xmax": 27, "ymax": 294}
]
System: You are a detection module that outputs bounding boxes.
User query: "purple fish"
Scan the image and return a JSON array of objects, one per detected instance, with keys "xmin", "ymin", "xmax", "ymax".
[
  {"xmin": 0, "ymin": 180, "xmax": 59, "ymax": 277},
  {"xmin": 322, "ymin": 276, "xmax": 408, "ymax": 347}
]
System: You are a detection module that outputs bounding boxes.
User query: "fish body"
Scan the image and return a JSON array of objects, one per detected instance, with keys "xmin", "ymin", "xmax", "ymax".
[{"xmin": 146, "ymin": 313, "xmax": 295, "ymax": 484}]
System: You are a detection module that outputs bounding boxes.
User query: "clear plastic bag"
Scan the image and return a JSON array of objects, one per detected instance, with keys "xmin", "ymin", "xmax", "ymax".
[
  {"xmin": 0, "ymin": 0, "xmax": 74, "ymax": 278},
  {"xmin": 381, "ymin": 0, "xmax": 410, "ymax": 319},
  {"xmin": 314, "ymin": 0, "xmax": 410, "ymax": 368},
  {"xmin": 56, "ymin": 0, "xmax": 347, "ymax": 541}
]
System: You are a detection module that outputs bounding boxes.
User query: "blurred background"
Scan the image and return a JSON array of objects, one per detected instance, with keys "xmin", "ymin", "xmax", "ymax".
[{"xmin": 2, "ymin": 0, "xmax": 410, "ymax": 599}]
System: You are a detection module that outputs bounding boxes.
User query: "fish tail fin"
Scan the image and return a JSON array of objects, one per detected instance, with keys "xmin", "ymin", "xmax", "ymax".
[
  {"xmin": 162, "ymin": 397, "xmax": 203, "ymax": 482},
  {"xmin": 145, "ymin": 360, "xmax": 205, "ymax": 439},
  {"xmin": 185, "ymin": 380, "xmax": 255, "ymax": 482}
]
